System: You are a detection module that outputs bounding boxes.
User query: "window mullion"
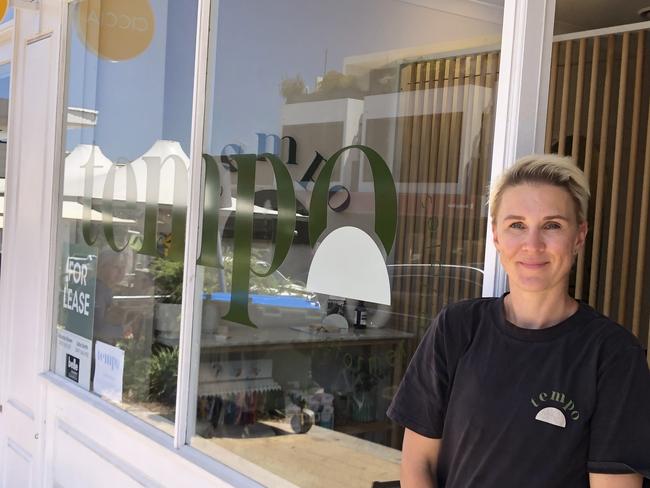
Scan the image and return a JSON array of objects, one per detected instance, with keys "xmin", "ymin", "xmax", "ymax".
[
  {"xmin": 482, "ymin": 0, "xmax": 557, "ymax": 297},
  {"xmin": 173, "ymin": 0, "xmax": 213, "ymax": 450}
]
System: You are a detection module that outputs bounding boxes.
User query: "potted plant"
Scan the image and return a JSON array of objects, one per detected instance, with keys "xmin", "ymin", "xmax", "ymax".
[{"xmin": 150, "ymin": 258, "xmax": 184, "ymax": 340}]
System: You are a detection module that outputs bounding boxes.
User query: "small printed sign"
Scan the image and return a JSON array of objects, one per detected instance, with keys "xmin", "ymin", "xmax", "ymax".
[
  {"xmin": 65, "ymin": 354, "xmax": 80, "ymax": 383},
  {"xmin": 93, "ymin": 341, "xmax": 125, "ymax": 403},
  {"xmin": 55, "ymin": 329, "xmax": 92, "ymax": 390},
  {"xmin": 59, "ymin": 243, "xmax": 97, "ymax": 340}
]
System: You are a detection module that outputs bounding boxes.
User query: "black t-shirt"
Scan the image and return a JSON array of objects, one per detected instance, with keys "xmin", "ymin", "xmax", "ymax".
[{"xmin": 387, "ymin": 296, "xmax": 650, "ymax": 487}]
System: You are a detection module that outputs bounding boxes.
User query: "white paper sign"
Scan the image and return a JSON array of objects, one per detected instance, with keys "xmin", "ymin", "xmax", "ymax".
[
  {"xmin": 55, "ymin": 328, "xmax": 92, "ymax": 390},
  {"xmin": 93, "ymin": 341, "xmax": 125, "ymax": 403}
]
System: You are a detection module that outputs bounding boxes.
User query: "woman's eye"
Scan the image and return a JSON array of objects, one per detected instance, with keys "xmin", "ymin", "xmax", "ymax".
[
  {"xmin": 544, "ymin": 222, "xmax": 561, "ymax": 230},
  {"xmin": 509, "ymin": 222, "xmax": 525, "ymax": 229}
]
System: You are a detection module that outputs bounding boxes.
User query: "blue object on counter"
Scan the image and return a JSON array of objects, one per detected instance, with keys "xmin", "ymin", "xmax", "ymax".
[{"xmin": 204, "ymin": 292, "xmax": 321, "ymax": 310}]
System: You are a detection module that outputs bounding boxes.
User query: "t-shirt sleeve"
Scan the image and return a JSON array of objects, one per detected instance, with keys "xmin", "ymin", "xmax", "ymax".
[
  {"xmin": 588, "ymin": 343, "xmax": 650, "ymax": 481},
  {"xmin": 386, "ymin": 308, "xmax": 450, "ymax": 438}
]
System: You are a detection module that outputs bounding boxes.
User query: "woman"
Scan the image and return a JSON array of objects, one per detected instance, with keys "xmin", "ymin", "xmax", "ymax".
[{"xmin": 387, "ymin": 154, "xmax": 650, "ymax": 487}]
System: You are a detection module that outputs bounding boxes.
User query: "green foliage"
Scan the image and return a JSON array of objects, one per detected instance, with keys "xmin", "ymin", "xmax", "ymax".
[
  {"xmin": 122, "ymin": 355, "xmax": 152, "ymax": 402},
  {"xmin": 280, "ymin": 75, "xmax": 307, "ymax": 102},
  {"xmin": 121, "ymin": 339, "xmax": 179, "ymax": 407},
  {"xmin": 280, "ymin": 70, "xmax": 366, "ymax": 103},
  {"xmin": 318, "ymin": 70, "xmax": 364, "ymax": 99},
  {"xmin": 150, "ymin": 258, "xmax": 184, "ymax": 304},
  {"xmin": 148, "ymin": 346, "xmax": 179, "ymax": 406}
]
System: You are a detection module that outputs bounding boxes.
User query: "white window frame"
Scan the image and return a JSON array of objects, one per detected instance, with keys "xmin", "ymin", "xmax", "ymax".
[
  {"xmin": 482, "ymin": 0, "xmax": 556, "ymax": 297},
  {"xmin": 41, "ymin": 0, "xmax": 559, "ymax": 484}
]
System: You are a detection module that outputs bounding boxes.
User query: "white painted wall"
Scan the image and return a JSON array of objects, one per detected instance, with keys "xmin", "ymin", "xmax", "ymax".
[{"xmin": 0, "ymin": 3, "xmax": 61, "ymax": 486}]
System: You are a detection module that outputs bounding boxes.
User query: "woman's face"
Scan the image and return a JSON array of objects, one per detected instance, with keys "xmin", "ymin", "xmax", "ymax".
[
  {"xmin": 98, "ymin": 255, "xmax": 127, "ymax": 287},
  {"xmin": 492, "ymin": 183, "xmax": 588, "ymax": 295}
]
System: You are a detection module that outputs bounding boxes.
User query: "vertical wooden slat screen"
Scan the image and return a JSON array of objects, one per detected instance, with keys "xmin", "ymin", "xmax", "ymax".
[
  {"xmin": 571, "ymin": 39, "xmax": 587, "ymax": 164},
  {"xmin": 575, "ymin": 36, "xmax": 601, "ymax": 300},
  {"xmin": 558, "ymin": 41, "xmax": 573, "ymax": 155},
  {"xmin": 546, "ymin": 43, "xmax": 560, "ymax": 153},
  {"xmin": 620, "ymin": 30, "xmax": 644, "ymax": 329},
  {"xmin": 441, "ymin": 59, "xmax": 463, "ymax": 304},
  {"xmin": 418, "ymin": 60, "xmax": 442, "ymax": 323},
  {"xmin": 391, "ymin": 51, "xmax": 499, "ymax": 337},
  {"xmin": 476, "ymin": 52, "xmax": 499, "ymax": 297},
  {"xmin": 393, "ymin": 63, "xmax": 416, "ymax": 332},
  {"xmin": 634, "ymin": 104, "xmax": 650, "ymax": 340},
  {"xmin": 400, "ymin": 61, "xmax": 426, "ymax": 330},
  {"xmin": 589, "ymin": 35, "xmax": 615, "ymax": 308},
  {"xmin": 546, "ymin": 28, "xmax": 650, "ymax": 346},
  {"xmin": 603, "ymin": 32, "xmax": 629, "ymax": 316},
  {"xmin": 412, "ymin": 61, "xmax": 435, "ymax": 326}
]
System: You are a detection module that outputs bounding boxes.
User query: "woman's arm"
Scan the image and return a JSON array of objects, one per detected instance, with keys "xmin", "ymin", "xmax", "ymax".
[
  {"xmin": 589, "ymin": 473, "xmax": 643, "ymax": 488},
  {"xmin": 401, "ymin": 428, "xmax": 441, "ymax": 488}
]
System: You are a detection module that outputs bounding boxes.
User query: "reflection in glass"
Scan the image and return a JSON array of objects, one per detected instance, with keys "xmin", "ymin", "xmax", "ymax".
[
  {"xmin": 188, "ymin": 1, "xmax": 501, "ymax": 486},
  {"xmin": 51, "ymin": 0, "xmax": 198, "ymax": 432}
]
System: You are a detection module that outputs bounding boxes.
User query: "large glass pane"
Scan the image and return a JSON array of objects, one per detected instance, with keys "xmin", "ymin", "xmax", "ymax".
[
  {"xmin": 51, "ymin": 0, "xmax": 198, "ymax": 433},
  {"xmin": 187, "ymin": 1, "xmax": 502, "ymax": 485}
]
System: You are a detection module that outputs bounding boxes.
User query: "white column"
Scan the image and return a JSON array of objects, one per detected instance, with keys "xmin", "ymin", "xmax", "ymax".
[
  {"xmin": 0, "ymin": 1, "xmax": 67, "ymax": 486},
  {"xmin": 482, "ymin": 0, "xmax": 556, "ymax": 297}
]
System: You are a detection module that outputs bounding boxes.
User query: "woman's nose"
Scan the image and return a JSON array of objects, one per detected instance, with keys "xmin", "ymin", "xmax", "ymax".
[{"xmin": 523, "ymin": 229, "xmax": 545, "ymax": 251}]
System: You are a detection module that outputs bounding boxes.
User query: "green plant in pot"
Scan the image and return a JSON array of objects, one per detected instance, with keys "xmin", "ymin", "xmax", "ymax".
[
  {"xmin": 121, "ymin": 341, "xmax": 178, "ymax": 412},
  {"xmin": 148, "ymin": 344, "xmax": 179, "ymax": 407},
  {"xmin": 150, "ymin": 258, "xmax": 184, "ymax": 340}
]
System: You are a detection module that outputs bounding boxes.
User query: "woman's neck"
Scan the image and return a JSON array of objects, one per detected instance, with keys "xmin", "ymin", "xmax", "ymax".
[{"xmin": 504, "ymin": 290, "xmax": 578, "ymax": 329}]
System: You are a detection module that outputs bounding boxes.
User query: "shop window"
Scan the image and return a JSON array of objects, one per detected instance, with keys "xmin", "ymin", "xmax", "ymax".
[
  {"xmin": 50, "ymin": 0, "xmax": 198, "ymax": 433},
  {"xmin": 185, "ymin": 1, "xmax": 503, "ymax": 486},
  {"xmin": 546, "ymin": 4, "xmax": 650, "ymax": 347}
]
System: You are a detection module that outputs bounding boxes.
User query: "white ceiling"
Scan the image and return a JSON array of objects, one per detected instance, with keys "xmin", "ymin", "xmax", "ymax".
[
  {"xmin": 556, "ymin": 0, "xmax": 650, "ymax": 31},
  {"xmin": 394, "ymin": 0, "xmax": 650, "ymax": 33}
]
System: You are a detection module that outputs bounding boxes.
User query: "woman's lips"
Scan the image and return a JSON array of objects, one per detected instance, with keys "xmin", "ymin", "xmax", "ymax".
[{"xmin": 518, "ymin": 261, "xmax": 548, "ymax": 269}]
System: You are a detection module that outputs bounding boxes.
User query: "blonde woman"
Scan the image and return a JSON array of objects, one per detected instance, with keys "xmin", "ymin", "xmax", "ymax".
[{"xmin": 388, "ymin": 154, "xmax": 650, "ymax": 487}]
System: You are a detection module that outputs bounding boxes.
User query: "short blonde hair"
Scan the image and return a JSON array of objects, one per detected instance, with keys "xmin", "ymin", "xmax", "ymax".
[{"xmin": 488, "ymin": 154, "xmax": 590, "ymax": 223}]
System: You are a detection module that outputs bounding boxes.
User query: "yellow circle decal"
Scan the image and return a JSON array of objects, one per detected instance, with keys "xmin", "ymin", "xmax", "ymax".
[
  {"xmin": 0, "ymin": 1, "xmax": 8, "ymax": 22},
  {"xmin": 75, "ymin": 0, "xmax": 155, "ymax": 61}
]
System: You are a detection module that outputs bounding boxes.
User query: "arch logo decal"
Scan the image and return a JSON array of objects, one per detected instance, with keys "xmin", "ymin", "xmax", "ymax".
[{"xmin": 531, "ymin": 390, "xmax": 580, "ymax": 428}]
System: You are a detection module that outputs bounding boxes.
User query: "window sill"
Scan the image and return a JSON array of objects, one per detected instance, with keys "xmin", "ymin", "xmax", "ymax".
[{"xmin": 40, "ymin": 371, "xmax": 263, "ymax": 488}]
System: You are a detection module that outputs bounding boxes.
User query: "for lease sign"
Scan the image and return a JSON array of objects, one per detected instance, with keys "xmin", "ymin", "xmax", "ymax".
[{"xmin": 59, "ymin": 243, "xmax": 97, "ymax": 340}]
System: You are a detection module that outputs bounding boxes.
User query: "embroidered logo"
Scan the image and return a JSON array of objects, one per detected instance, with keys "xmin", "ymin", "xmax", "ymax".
[{"xmin": 531, "ymin": 390, "xmax": 579, "ymax": 428}]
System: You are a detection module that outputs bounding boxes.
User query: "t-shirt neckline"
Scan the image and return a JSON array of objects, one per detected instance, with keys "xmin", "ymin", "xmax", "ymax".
[{"xmin": 495, "ymin": 293, "xmax": 588, "ymax": 342}]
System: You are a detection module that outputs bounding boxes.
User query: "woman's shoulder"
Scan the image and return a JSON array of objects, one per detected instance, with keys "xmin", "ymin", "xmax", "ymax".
[
  {"xmin": 442, "ymin": 296, "xmax": 500, "ymax": 324},
  {"xmin": 575, "ymin": 301, "xmax": 644, "ymax": 357},
  {"xmin": 432, "ymin": 297, "xmax": 499, "ymax": 340}
]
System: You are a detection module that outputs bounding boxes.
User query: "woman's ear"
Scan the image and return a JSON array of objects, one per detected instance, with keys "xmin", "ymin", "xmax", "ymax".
[
  {"xmin": 575, "ymin": 221, "xmax": 588, "ymax": 251},
  {"xmin": 492, "ymin": 221, "xmax": 500, "ymax": 251}
]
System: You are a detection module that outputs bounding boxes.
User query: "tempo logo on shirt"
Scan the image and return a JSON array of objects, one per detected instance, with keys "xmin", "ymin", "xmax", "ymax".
[{"xmin": 531, "ymin": 390, "xmax": 580, "ymax": 428}]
